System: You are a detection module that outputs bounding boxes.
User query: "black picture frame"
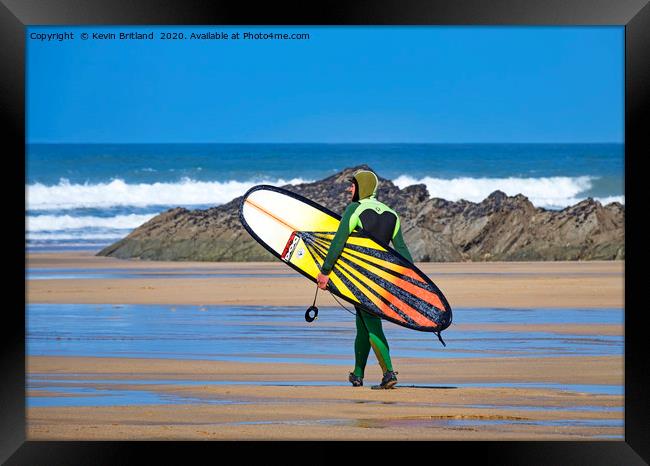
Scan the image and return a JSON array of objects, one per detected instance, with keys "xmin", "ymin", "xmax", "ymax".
[{"xmin": 4, "ymin": 0, "xmax": 648, "ymax": 463}]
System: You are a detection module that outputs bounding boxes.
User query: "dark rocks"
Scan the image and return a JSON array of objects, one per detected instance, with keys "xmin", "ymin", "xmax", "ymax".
[{"xmin": 97, "ymin": 166, "xmax": 624, "ymax": 262}]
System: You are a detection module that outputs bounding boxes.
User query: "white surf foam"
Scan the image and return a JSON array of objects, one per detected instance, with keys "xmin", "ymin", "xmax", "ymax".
[
  {"xmin": 26, "ymin": 177, "xmax": 312, "ymax": 210},
  {"xmin": 26, "ymin": 242, "xmax": 112, "ymax": 248},
  {"xmin": 392, "ymin": 175, "xmax": 624, "ymax": 209},
  {"xmin": 26, "ymin": 175, "xmax": 624, "ymax": 213},
  {"xmin": 26, "ymin": 214, "xmax": 157, "ymax": 232},
  {"xmin": 26, "ymin": 232, "xmax": 126, "ymax": 241},
  {"xmin": 593, "ymin": 196, "xmax": 625, "ymax": 206}
]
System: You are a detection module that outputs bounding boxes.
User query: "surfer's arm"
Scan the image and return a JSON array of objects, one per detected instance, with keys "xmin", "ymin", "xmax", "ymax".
[
  {"xmin": 391, "ymin": 218, "xmax": 413, "ymax": 263},
  {"xmin": 320, "ymin": 202, "xmax": 360, "ymax": 275}
]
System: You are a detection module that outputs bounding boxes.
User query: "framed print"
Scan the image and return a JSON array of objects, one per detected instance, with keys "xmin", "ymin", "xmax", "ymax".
[{"xmin": 3, "ymin": 0, "xmax": 648, "ymax": 463}]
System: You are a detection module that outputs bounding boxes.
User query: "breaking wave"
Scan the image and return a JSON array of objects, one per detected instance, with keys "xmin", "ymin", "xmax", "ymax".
[
  {"xmin": 26, "ymin": 177, "xmax": 312, "ymax": 211},
  {"xmin": 392, "ymin": 175, "xmax": 624, "ymax": 209},
  {"xmin": 27, "ymin": 214, "xmax": 157, "ymax": 231}
]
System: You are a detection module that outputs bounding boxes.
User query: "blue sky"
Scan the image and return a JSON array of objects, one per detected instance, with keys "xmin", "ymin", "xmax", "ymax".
[{"xmin": 27, "ymin": 26, "xmax": 623, "ymax": 143}]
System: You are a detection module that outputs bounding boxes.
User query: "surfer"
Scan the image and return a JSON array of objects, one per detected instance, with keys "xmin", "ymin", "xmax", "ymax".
[{"xmin": 316, "ymin": 169, "xmax": 414, "ymax": 389}]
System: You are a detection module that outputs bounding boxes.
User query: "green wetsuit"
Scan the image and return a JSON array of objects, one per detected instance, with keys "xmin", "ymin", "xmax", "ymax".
[{"xmin": 321, "ymin": 171, "xmax": 413, "ymax": 378}]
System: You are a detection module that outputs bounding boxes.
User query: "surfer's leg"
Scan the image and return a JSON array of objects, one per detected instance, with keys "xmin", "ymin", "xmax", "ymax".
[
  {"xmin": 363, "ymin": 313, "xmax": 394, "ymax": 373},
  {"xmin": 353, "ymin": 308, "xmax": 371, "ymax": 377}
]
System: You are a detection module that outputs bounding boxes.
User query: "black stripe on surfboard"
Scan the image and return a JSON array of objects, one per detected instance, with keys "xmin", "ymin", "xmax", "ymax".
[
  {"xmin": 305, "ymin": 237, "xmax": 420, "ymax": 328},
  {"xmin": 311, "ymin": 235, "xmax": 429, "ymax": 290},
  {"xmin": 309, "ymin": 234, "xmax": 439, "ymax": 310},
  {"xmin": 307, "ymin": 238, "xmax": 446, "ymax": 328},
  {"xmin": 305, "ymin": 235, "xmax": 421, "ymax": 328}
]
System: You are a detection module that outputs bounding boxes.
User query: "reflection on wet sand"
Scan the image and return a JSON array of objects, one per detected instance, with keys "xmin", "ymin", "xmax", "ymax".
[{"xmin": 27, "ymin": 303, "xmax": 623, "ymax": 440}]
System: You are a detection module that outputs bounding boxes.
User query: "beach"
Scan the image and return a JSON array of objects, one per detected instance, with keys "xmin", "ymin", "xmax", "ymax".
[
  {"xmin": 26, "ymin": 252, "xmax": 624, "ymax": 440},
  {"xmin": 27, "ymin": 252, "xmax": 624, "ymax": 308}
]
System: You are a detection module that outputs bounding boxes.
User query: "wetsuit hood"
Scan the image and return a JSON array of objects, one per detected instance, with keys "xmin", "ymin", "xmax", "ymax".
[{"xmin": 348, "ymin": 169, "xmax": 378, "ymax": 201}]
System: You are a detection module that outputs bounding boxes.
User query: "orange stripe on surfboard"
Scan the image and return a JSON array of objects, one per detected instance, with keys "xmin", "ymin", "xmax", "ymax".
[
  {"xmin": 309, "ymin": 240, "xmax": 438, "ymax": 327},
  {"xmin": 340, "ymin": 245, "xmax": 426, "ymax": 284},
  {"xmin": 310, "ymin": 241, "xmax": 433, "ymax": 327},
  {"xmin": 332, "ymin": 252, "xmax": 436, "ymax": 328},
  {"xmin": 311, "ymin": 235, "xmax": 426, "ymax": 284},
  {"xmin": 333, "ymin": 260, "xmax": 409, "ymax": 325},
  {"xmin": 340, "ymin": 250, "xmax": 446, "ymax": 311}
]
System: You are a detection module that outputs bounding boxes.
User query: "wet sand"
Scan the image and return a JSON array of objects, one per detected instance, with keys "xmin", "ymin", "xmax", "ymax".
[
  {"xmin": 28, "ymin": 355, "xmax": 623, "ymax": 385},
  {"xmin": 26, "ymin": 252, "xmax": 624, "ymax": 308},
  {"xmin": 26, "ymin": 252, "xmax": 625, "ymax": 440},
  {"xmin": 28, "ymin": 355, "xmax": 623, "ymax": 441}
]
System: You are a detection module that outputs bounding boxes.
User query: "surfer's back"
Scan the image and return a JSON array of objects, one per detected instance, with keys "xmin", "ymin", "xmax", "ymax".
[{"xmin": 352, "ymin": 198, "xmax": 399, "ymax": 245}]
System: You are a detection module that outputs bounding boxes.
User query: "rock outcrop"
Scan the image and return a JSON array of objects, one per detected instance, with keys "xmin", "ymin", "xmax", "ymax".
[{"xmin": 97, "ymin": 165, "xmax": 624, "ymax": 262}]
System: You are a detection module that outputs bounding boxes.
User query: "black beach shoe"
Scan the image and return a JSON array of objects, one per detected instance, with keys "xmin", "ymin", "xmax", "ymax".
[
  {"xmin": 348, "ymin": 372, "xmax": 363, "ymax": 387},
  {"xmin": 371, "ymin": 371, "xmax": 398, "ymax": 390}
]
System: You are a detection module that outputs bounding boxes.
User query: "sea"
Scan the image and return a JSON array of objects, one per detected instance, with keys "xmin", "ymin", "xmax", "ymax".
[{"xmin": 26, "ymin": 143, "xmax": 624, "ymax": 252}]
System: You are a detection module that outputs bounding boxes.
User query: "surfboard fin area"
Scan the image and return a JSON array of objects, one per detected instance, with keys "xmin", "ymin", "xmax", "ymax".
[{"xmin": 239, "ymin": 184, "xmax": 452, "ymax": 333}]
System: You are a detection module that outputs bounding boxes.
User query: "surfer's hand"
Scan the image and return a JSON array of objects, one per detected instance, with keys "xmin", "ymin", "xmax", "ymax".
[{"xmin": 317, "ymin": 273, "xmax": 330, "ymax": 290}]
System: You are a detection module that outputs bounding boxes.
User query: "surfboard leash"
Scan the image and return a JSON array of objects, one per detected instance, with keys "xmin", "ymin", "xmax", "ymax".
[
  {"xmin": 305, "ymin": 284, "xmax": 357, "ymax": 319},
  {"xmin": 304, "ymin": 286, "xmax": 320, "ymax": 322},
  {"xmin": 329, "ymin": 291, "xmax": 358, "ymax": 317}
]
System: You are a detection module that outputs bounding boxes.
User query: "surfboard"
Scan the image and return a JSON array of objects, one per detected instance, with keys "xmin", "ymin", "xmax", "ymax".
[{"xmin": 239, "ymin": 185, "xmax": 452, "ymax": 333}]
